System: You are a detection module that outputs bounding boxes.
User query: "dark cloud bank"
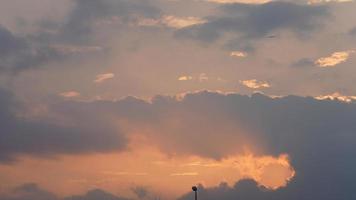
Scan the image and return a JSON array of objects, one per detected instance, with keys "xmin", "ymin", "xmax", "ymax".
[
  {"xmin": 0, "ymin": 183, "xmax": 129, "ymax": 200},
  {"xmin": 176, "ymin": 1, "xmax": 329, "ymax": 50},
  {"xmin": 0, "ymin": 88, "xmax": 127, "ymax": 163},
  {"xmin": 2, "ymin": 89, "xmax": 356, "ymax": 199}
]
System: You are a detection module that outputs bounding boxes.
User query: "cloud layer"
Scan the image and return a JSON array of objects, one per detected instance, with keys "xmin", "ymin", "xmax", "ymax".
[
  {"xmin": 175, "ymin": 1, "xmax": 329, "ymax": 47},
  {"xmin": 0, "ymin": 183, "xmax": 129, "ymax": 200},
  {"xmin": 0, "ymin": 0, "xmax": 159, "ymax": 72},
  {"xmin": 2, "ymin": 89, "xmax": 356, "ymax": 199},
  {"xmin": 0, "ymin": 88, "xmax": 127, "ymax": 163}
]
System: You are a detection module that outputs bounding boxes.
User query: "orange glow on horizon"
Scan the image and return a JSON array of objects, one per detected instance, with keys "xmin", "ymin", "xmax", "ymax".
[{"xmin": 0, "ymin": 138, "xmax": 295, "ymax": 199}]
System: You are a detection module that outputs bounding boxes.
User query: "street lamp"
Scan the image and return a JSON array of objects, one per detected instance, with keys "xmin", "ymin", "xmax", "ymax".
[{"xmin": 192, "ymin": 186, "xmax": 198, "ymax": 200}]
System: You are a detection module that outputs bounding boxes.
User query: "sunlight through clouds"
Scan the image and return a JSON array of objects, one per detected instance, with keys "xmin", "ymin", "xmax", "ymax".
[{"xmin": 0, "ymin": 0, "xmax": 356, "ymax": 199}]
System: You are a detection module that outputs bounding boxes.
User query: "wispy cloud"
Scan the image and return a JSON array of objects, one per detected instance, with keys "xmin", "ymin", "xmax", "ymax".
[
  {"xmin": 308, "ymin": 0, "xmax": 354, "ymax": 4},
  {"xmin": 205, "ymin": 0, "xmax": 270, "ymax": 4},
  {"xmin": 178, "ymin": 74, "xmax": 226, "ymax": 82},
  {"xmin": 101, "ymin": 171, "xmax": 148, "ymax": 176},
  {"xmin": 59, "ymin": 91, "xmax": 81, "ymax": 98},
  {"xmin": 139, "ymin": 15, "xmax": 206, "ymax": 29},
  {"xmin": 50, "ymin": 45, "xmax": 103, "ymax": 55},
  {"xmin": 199, "ymin": 73, "xmax": 209, "ymax": 82},
  {"xmin": 94, "ymin": 73, "xmax": 115, "ymax": 83},
  {"xmin": 240, "ymin": 79, "xmax": 271, "ymax": 89},
  {"xmin": 170, "ymin": 172, "xmax": 199, "ymax": 176},
  {"xmin": 181, "ymin": 161, "xmax": 223, "ymax": 167},
  {"xmin": 162, "ymin": 16, "xmax": 206, "ymax": 29},
  {"xmin": 230, "ymin": 51, "xmax": 248, "ymax": 58},
  {"xmin": 315, "ymin": 50, "xmax": 355, "ymax": 67},
  {"xmin": 178, "ymin": 76, "xmax": 193, "ymax": 81}
]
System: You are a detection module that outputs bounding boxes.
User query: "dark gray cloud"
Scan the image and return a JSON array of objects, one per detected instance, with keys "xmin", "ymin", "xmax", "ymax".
[
  {"xmin": 0, "ymin": 25, "xmax": 26, "ymax": 57},
  {"xmin": 0, "ymin": 25, "xmax": 62, "ymax": 72},
  {"xmin": 64, "ymin": 189, "xmax": 130, "ymax": 200},
  {"xmin": 178, "ymin": 180, "xmax": 273, "ymax": 200},
  {"xmin": 0, "ymin": 183, "xmax": 58, "ymax": 200},
  {"xmin": 131, "ymin": 186, "xmax": 149, "ymax": 199},
  {"xmin": 291, "ymin": 58, "xmax": 315, "ymax": 67},
  {"xmin": 175, "ymin": 1, "xmax": 329, "ymax": 47},
  {"xmin": 59, "ymin": 0, "xmax": 160, "ymax": 44},
  {"xmin": 0, "ymin": 183, "xmax": 129, "ymax": 200},
  {"xmin": 0, "ymin": 0, "xmax": 160, "ymax": 72},
  {"xmin": 349, "ymin": 26, "xmax": 356, "ymax": 36},
  {"xmin": 49, "ymin": 91, "xmax": 356, "ymax": 200},
  {"xmin": 0, "ymin": 88, "xmax": 127, "ymax": 163}
]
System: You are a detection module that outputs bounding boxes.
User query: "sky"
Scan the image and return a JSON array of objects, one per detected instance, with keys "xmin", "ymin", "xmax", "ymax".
[{"xmin": 0, "ymin": 0, "xmax": 356, "ymax": 200}]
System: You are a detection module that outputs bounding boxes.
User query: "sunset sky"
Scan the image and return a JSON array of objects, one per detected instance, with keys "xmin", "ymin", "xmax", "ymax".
[{"xmin": 0, "ymin": 0, "xmax": 356, "ymax": 200}]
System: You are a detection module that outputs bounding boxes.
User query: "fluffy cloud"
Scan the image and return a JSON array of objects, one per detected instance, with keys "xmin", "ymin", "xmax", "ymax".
[
  {"xmin": 315, "ymin": 92, "xmax": 356, "ymax": 102},
  {"xmin": 315, "ymin": 50, "xmax": 355, "ymax": 67},
  {"xmin": 240, "ymin": 79, "xmax": 270, "ymax": 89},
  {"xmin": 230, "ymin": 51, "xmax": 248, "ymax": 57},
  {"xmin": 178, "ymin": 76, "xmax": 193, "ymax": 81}
]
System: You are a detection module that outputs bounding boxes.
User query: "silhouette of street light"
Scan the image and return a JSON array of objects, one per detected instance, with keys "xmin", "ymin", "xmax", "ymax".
[{"xmin": 192, "ymin": 186, "xmax": 197, "ymax": 200}]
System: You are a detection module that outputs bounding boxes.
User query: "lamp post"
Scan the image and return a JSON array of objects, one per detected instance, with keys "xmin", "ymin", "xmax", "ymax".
[{"xmin": 192, "ymin": 186, "xmax": 197, "ymax": 200}]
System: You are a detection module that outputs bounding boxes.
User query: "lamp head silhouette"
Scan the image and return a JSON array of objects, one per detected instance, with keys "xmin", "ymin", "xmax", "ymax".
[{"xmin": 192, "ymin": 186, "xmax": 198, "ymax": 200}]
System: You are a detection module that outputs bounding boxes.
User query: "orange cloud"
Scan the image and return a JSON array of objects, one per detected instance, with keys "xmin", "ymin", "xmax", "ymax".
[
  {"xmin": 94, "ymin": 73, "xmax": 115, "ymax": 83},
  {"xmin": 240, "ymin": 79, "xmax": 271, "ymax": 89},
  {"xmin": 170, "ymin": 172, "xmax": 199, "ymax": 176},
  {"xmin": 230, "ymin": 51, "xmax": 248, "ymax": 58},
  {"xmin": 315, "ymin": 50, "xmax": 355, "ymax": 67},
  {"xmin": 178, "ymin": 76, "xmax": 193, "ymax": 81},
  {"xmin": 0, "ymin": 140, "xmax": 295, "ymax": 199},
  {"xmin": 59, "ymin": 91, "xmax": 80, "ymax": 98},
  {"xmin": 315, "ymin": 92, "xmax": 356, "ymax": 103}
]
